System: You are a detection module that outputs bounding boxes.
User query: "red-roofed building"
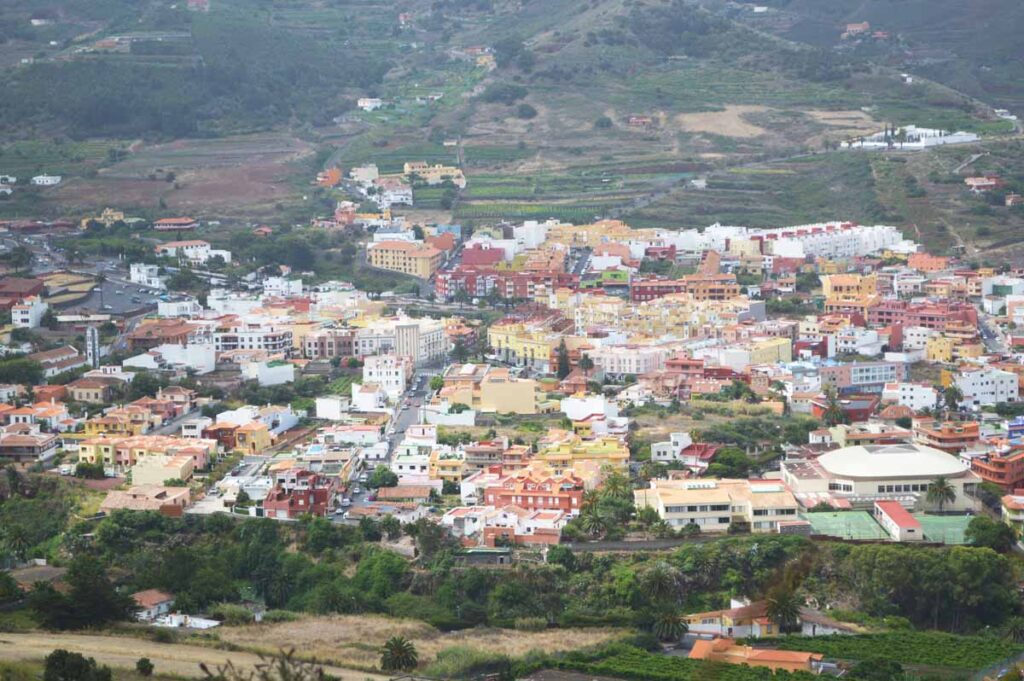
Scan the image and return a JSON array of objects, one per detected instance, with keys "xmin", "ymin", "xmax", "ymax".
[
  {"xmin": 153, "ymin": 217, "xmax": 199, "ymax": 231},
  {"xmin": 262, "ymin": 468, "xmax": 336, "ymax": 519},
  {"xmin": 873, "ymin": 500, "xmax": 922, "ymax": 541}
]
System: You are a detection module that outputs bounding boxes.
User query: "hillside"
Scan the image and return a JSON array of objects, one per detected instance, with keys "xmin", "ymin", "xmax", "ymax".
[{"xmin": 0, "ymin": 0, "xmax": 1019, "ymax": 254}]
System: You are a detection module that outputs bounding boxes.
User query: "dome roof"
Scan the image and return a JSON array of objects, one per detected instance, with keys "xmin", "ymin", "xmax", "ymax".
[{"xmin": 818, "ymin": 444, "xmax": 968, "ymax": 480}]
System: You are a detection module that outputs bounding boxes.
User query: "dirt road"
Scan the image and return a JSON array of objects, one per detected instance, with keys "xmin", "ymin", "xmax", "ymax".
[{"xmin": 0, "ymin": 633, "xmax": 388, "ymax": 681}]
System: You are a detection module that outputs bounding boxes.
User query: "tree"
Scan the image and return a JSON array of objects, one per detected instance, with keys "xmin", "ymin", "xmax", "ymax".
[
  {"xmin": 515, "ymin": 103, "xmax": 537, "ymax": 119},
  {"xmin": 556, "ymin": 339, "xmax": 570, "ymax": 380},
  {"xmin": 429, "ymin": 375, "xmax": 444, "ymax": 391},
  {"xmin": 380, "ymin": 515, "xmax": 402, "ymax": 540},
  {"xmin": 926, "ymin": 476, "xmax": 956, "ymax": 513},
  {"xmin": 129, "ymin": 370, "xmax": 167, "ymax": 400},
  {"xmin": 965, "ymin": 515, "xmax": 1016, "ymax": 552},
  {"xmin": 380, "ymin": 636, "xmax": 418, "ymax": 672},
  {"xmin": 579, "ymin": 508, "xmax": 609, "ymax": 538},
  {"xmin": 820, "ymin": 386, "xmax": 846, "ymax": 426},
  {"xmin": 136, "ymin": 658, "xmax": 154, "ymax": 677},
  {"xmin": 367, "ymin": 465, "xmax": 398, "ymax": 489},
  {"xmin": 594, "ymin": 116, "xmax": 613, "ymax": 129},
  {"xmin": 766, "ymin": 588, "xmax": 802, "ymax": 634},
  {"xmin": 578, "ymin": 353, "xmax": 595, "ymax": 381},
  {"xmin": 652, "ymin": 609, "xmax": 688, "ymax": 642},
  {"xmin": 450, "ymin": 339, "xmax": 469, "ymax": 363},
  {"xmin": 30, "ymin": 555, "xmax": 136, "ymax": 629},
  {"xmin": 640, "ymin": 562, "xmax": 683, "ymax": 603},
  {"xmin": 0, "ymin": 358, "xmax": 44, "ymax": 385},
  {"xmin": 44, "ymin": 650, "xmax": 112, "ymax": 681},
  {"xmin": 1005, "ymin": 616, "xmax": 1024, "ymax": 643},
  {"xmin": 942, "ymin": 385, "xmax": 963, "ymax": 415}
]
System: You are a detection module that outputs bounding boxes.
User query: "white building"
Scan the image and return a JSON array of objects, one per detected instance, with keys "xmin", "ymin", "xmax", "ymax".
[
  {"xmin": 354, "ymin": 316, "xmax": 447, "ymax": 365},
  {"xmin": 263, "ymin": 277, "xmax": 303, "ymax": 298},
  {"xmin": 902, "ymin": 326, "xmax": 937, "ymax": 351},
  {"xmin": 635, "ymin": 479, "xmax": 800, "ymax": 532},
  {"xmin": 241, "ymin": 360, "xmax": 295, "ymax": 386},
  {"xmin": 314, "ymin": 396, "xmax": 350, "ymax": 422},
  {"xmin": 881, "ymin": 382, "xmax": 938, "ymax": 412},
  {"xmin": 357, "ymin": 97, "xmax": 384, "ymax": 111},
  {"xmin": 841, "ymin": 125, "xmax": 979, "ymax": 151},
  {"xmin": 214, "ymin": 323, "xmax": 293, "ymax": 354},
  {"xmin": 180, "ymin": 417, "xmax": 213, "ymax": 439},
  {"xmin": 362, "ymin": 354, "xmax": 412, "ymax": 400},
  {"xmin": 157, "ymin": 299, "xmax": 201, "ymax": 318},
  {"xmin": 781, "ymin": 443, "xmax": 980, "ymax": 511},
  {"xmin": 588, "ymin": 344, "xmax": 669, "ymax": 376},
  {"xmin": 561, "ymin": 394, "xmax": 618, "ymax": 422},
  {"xmin": 651, "ymin": 432, "xmax": 694, "ymax": 463},
  {"xmin": 123, "ymin": 342, "xmax": 217, "ymax": 375},
  {"xmin": 11, "ymin": 296, "xmax": 48, "ymax": 329},
  {"xmin": 130, "ymin": 263, "xmax": 165, "ymax": 290},
  {"xmin": 834, "ymin": 327, "xmax": 884, "ymax": 356},
  {"xmin": 31, "ymin": 175, "xmax": 61, "ymax": 186},
  {"xmin": 351, "ymin": 382, "xmax": 389, "ymax": 413},
  {"xmin": 350, "ymin": 164, "xmax": 380, "ymax": 184},
  {"xmin": 954, "ymin": 367, "xmax": 1019, "ymax": 409}
]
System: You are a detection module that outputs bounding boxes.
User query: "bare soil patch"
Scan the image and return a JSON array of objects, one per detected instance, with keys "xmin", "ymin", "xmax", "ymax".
[
  {"xmin": 218, "ymin": 615, "xmax": 627, "ymax": 669},
  {"xmin": 674, "ymin": 105, "xmax": 768, "ymax": 138},
  {"xmin": 0, "ymin": 632, "xmax": 387, "ymax": 681}
]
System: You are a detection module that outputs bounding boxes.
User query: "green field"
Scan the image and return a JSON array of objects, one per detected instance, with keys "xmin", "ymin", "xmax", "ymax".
[
  {"xmin": 801, "ymin": 511, "xmax": 889, "ymax": 540},
  {"xmin": 0, "ymin": 139, "xmax": 124, "ymax": 177},
  {"xmin": 773, "ymin": 632, "xmax": 1024, "ymax": 670},
  {"xmin": 915, "ymin": 514, "xmax": 971, "ymax": 545}
]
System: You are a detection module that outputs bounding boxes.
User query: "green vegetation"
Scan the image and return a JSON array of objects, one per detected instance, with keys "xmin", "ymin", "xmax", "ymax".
[{"xmin": 772, "ymin": 632, "xmax": 1024, "ymax": 669}]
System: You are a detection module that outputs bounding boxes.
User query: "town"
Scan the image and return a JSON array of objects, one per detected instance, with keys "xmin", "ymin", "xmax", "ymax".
[{"xmin": 1, "ymin": 200, "xmax": 1024, "ymax": 679}]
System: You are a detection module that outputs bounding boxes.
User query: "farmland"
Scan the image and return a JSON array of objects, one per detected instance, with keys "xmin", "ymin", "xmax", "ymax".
[{"xmin": 772, "ymin": 632, "xmax": 1024, "ymax": 670}]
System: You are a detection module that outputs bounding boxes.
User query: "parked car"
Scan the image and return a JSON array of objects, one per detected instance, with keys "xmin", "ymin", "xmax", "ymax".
[{"xmin": 340, "ymin": 497, "xmax": 352, "ymax": 507}]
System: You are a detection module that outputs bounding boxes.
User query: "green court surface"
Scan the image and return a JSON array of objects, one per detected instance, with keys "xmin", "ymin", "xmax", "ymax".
[
  {"xmin": 800, "ymin": 511, "xmax": 889, "ymax": 540},
  {"xmin": 913, "ymin": 513, "xmax": 971, "ymax": 545}
]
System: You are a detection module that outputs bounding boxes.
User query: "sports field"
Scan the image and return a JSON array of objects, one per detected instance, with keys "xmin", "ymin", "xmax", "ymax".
[
  {"xmin": 914, "ymin": 514, "xmax": 971, "ymax": 545},
  {"xmin": 801, "ymin": 511, "xmax": 889, "ymax": 540}
]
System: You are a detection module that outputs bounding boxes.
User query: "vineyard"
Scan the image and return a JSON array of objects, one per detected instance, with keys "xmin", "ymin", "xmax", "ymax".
[
  {"xmin": 555, "ymin": 645, "xmax": 818, "ymax": 681},
  {"xmin": 0, "ymin": 139, "xmax": 121, "ymax": 178},
  {"xmin": 454, "ymin": 201, "xmax": 617, "ymax": 223},
  {"xmin": 771, "ymin": 632, "xmax": 1024, "ymax": 670}
]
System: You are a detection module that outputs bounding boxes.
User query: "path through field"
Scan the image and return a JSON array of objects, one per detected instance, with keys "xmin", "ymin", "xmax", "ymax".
[{"xmin": 0, "ymin": 633, "xmax": 388, "ymax": 681}]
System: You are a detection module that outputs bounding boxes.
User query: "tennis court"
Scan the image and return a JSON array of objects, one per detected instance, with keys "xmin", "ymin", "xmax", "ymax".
[
  {"xmin": 800, "ymin": 511, "xmax": 889, "ymax": 540},
  {"xmin": 914, "ymin": 514, "xmax": 971, "ymax": 544}
]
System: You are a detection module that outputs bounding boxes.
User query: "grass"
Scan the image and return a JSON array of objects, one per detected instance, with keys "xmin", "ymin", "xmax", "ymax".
[
  {"xmin": 216, "ymin": 614, "xmax": 628, "ymax": 671},
  {"xmin": 0, "ymin": 139, "xmax": 123, "ymax": 177}
]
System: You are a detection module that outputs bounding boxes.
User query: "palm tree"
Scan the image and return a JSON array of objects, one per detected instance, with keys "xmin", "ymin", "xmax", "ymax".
[
  {"xmin": 820, "ymin": 386, "xmax": 845, "ymax": 426},
  {"xmin": 927, "ymin": 476, "xmax": 956, "ymax": 513},
  {"xmin": 1005, "ymin": 616, "xmax": 1024, "ymax": 644},
  {"xmin": 95, "ymin": 273, "xmax": 107, "ymax": 308},
  {"xmin": 579, "ymin": 508, "xmax": 609, "ymax": 538},
  {"xmin": 579, "ymin": 353, "xmax": 595, "ymax": 382},
  {"xmin": 766, "ymin": 589, "xmax": 802, "ymax": 634},
  {"xmin": 581, "ymin": 489, "xmax": 601, "ymax": 512},
  {"xmin": 652, "ymin": 609, "xmax": 688, "ymax": 642},
  {"xmin": 380, "ymin": 636, "xmax": 418, "ymax": 672},
  {"xmin": 600, "ymin": 472, "xmax": 632, "ymax": 501},
  {"xmin": 642, "ymin": 562, "xmax": 684, "ymax": 603}
]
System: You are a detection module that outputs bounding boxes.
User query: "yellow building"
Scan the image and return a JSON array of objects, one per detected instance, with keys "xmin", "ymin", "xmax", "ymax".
[
  {"xmin": 749, "ymin": 337, "xmax": 793, "ymax": 364},
  {"xmin": 131, "ymin": 454, "xmax": 194, "ymax": 486},
  {"xmin": 78, "ymin": 435, "xmax": 218, "ymax": 470},
  {"xmin": 235, "ymin": 422, "xmax": 272, "ymax": 455},
  {"xmin": 487, "ymin": 323, "xmax": 563, "ymax": 371},
  {"xmin": 83, "ymin": 408, "xmax": 153, "ymax": 437},
  {"xmin": 402, "ymin": 162, "xmax": 467, "ymax": 189},
  {"xmin": 536, "ymin": 435, "xmax": 629, "ymax": 473},
  {"xmin": 479, "ymin": 371, "xmax": 540, "ymax": 414},
  {"xmin": 926, "ymin": 335, "xmax": 956, "ymax": 363},
  {"xmin": 544, "ymin": 219, "xmax": 660, "ymax": 249},
  {"xmin": 820, "ymin": 273, "xmax": 878, "ymax": 314},
  {"xmin": 429, "ymin": 449, "xmax": 466, "ymax": 482},
  {"xmin": 367, "ymin": 241, "xmax": 444, "ymax": 279}
]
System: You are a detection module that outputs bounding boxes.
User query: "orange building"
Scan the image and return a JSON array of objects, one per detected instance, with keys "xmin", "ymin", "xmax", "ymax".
[
  {"xmin": 912, "ymin": 419, "xmax": 980, "ymax": 454},
  {"xmin": 689, "ymin": 639, "xmax": 822, "ymax": 673},
  {"xmin": 908, "ymin": 252, "xmax": 951, "ymax": 272}
]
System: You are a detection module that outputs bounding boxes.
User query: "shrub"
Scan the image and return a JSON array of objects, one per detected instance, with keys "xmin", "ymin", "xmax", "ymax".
[
  {"xmin": 516, "ymin": 103, "xmax": 538, "ymax": 119},
  {"xmin": 135, "ymin": 658, "xmax": 154, "ymax": 677},
  {"xmin": 208, "ymin": 602, "xmax": 253, "ymax": 626},
  {"xmin": 423, "ymin": 646, "xmax": 511, "ymax": 679},
  {"xmin": 594, "ymin": 116, "xmax": 613, "ymax": 129},
  {"xmin": 514, "ymin": 616, "xmax": 547, "ymax": 632},
  {"xmin": 261, "ymin": 610, "xmax": 301, "ymax": 623}
]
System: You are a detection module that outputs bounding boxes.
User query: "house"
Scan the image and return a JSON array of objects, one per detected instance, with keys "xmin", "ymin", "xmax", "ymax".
[
  {"xmin": 31, "ymin": 175, "xmax": 61, "ymax": 186},
  {"xmin": 100, "ymin": 486, "xmax": 191, "ymax": 515},
  {"xmin": 964, "ymin": 176, "xmax": 1002, "ymax": 193},
  {"xmin": 628, "ymin": 116, "xmax": 654, "ymax": 127},
  {"xmin": 67, "ymin": 377, "xmax": 120, "ymax": 404},
  {"xmin": 689, "ymin": 638, "xmax": 823, "ymax": 672},
  {"xmin": 685, "ymin": 599, "xmax": 858, "ymax": 639},
  {"xmin": 130, "ymin": 263, "xmax": 165, "ymax": 290},
  {"xmin": 11, "ymin": 296, "xmax": 48, "ymax": 329},
  {"xmin": 153, "ymin": 217, "xmax": 199, "ymax": 231},
  {"xmin": 0, "ymin": 427, "xmax": 59, "ymax": 464},
  {"xmin": 357, "ymin": 97, "xmax": 384, "ymax": 111},
  {"xmin": 636, "ymin": 479, "xmax": 799, "ymax": 532},
  {"xmin": 376, "ymin": 485, "xmax": 434, "ymax": 503},
  {"xmin": 235, "ymin": 421, "xmax": 272, "ymax": 455},
  {"xmin": 133, "ymin": 589, "xmax": 175, "ymax": 621},
  {"xmin": 28, "ymin": 346, "xmax": 87, "ymax": 379},
  {"xmin": 262, "ymin": 468, "xmax": 336, "ymax": 519}
]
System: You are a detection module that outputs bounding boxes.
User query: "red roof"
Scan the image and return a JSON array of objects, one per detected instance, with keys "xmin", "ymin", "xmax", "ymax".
[
  {"xmin": 875, "ymin": 500, "xmax": 921, "ymax": 529},
  {"xmin": 132, "ymin": 588, "xmax": 174, "ymax": 608}
]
